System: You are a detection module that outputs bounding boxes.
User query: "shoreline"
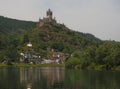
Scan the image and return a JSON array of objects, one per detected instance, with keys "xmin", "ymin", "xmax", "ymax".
[{"xmin": 0, "ymin": 63, "xmax": 65, "ymax": 67}]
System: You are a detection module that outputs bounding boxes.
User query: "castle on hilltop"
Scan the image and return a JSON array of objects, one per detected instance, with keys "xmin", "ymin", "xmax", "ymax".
[{"xmin": 38, "ymin": 9, "xmax": 57, "ymax": 27}]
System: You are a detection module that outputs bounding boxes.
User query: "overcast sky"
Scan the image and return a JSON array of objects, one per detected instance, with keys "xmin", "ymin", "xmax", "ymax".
[{"xmin": 0, "ymin": 0, "xmax": 120, "ymax": 41}]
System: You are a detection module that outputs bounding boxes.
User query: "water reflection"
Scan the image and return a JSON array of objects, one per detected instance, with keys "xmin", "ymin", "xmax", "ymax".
[
  {"xmin": 19, "ymin": 67, "xmax": 64, "ymax": 89},
  {"xmin": 0, "ymin": 67, "xmax": 120, "ymax": 89},
  {"xmin": 64, "ymin": 70, "xmax": 120, "ymax": 89}
]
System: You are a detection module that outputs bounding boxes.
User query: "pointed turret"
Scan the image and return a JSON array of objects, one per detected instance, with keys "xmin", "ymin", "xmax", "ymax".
[{"xmin": 46, "ymin": 8, "xmax": 53, "ymax": 19}]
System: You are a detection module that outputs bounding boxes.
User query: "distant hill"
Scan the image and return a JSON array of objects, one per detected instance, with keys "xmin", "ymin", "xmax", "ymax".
[{"xmin": 0, "ymin": 16, "xmax": 36, "ymax": 35}]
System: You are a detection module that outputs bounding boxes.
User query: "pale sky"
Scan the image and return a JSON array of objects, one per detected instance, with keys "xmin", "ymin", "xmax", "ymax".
[{"xmin": 0, "ymin": 0, "xmax": 120, "ymax": 41}]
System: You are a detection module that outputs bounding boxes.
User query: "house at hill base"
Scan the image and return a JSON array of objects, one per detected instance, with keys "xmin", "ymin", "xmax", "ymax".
[{"xmin": 20, "ymin": 42, "xmax": 66, "ymax": 64}]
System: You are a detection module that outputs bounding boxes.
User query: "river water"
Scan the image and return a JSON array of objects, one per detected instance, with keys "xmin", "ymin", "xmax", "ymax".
[{"xmin": 0, "ymin": 67, "xmax": 120, "ymax": 89}]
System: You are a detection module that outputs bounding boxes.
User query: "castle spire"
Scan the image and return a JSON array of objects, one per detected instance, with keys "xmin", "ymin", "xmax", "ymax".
[{"xmin": 46, "ymin": 8, "xmax": 52, "ymax": 18}]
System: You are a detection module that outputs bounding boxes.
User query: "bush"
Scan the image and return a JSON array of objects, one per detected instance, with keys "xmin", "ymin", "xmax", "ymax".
[
  {"xmin": 65, "ymin": 57, "xmax": 81, "ymax": 69},
  {"xmin": 114, "ymin": 66, "xmax": 120, "ymax": 71},
  {"xmin": 94, "ymin": 65, "xmax": 106, "ymax": 70}
]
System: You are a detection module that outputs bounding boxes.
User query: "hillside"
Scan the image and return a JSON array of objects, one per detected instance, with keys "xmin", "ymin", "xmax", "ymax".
[
  {"xmin": 0, "ymin": 16, "xmax": 101, "ymax": 61},
  {"xmin": 0, "ymin": 15, "xmax": 120, "ymax": 70},
  {"xmin": 20, "ymin": 22, "xmax": 120, "ymax": 70},
  {"xmin": 0, "ymin": 16, "xmax": 36, "ymax": 35},
  {"xmin": 22, "ymin": 23, "xmax": 101, "ymax": 54}
]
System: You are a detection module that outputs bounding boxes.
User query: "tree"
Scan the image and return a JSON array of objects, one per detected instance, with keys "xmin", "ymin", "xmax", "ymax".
[{"xmin": 51, "ymin": 41, "xmax": 64, "ymax": 51}]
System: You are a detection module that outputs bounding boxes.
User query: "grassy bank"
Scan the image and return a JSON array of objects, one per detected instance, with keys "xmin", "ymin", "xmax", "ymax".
[{"xmin": 0, "ymin": 63, "xmax": 65, "ymax": 67}]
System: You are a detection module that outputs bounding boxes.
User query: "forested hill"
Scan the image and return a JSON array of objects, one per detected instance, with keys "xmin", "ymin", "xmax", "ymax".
[
  {"xmin": 0, "ymin": 16, "xmax": 102, "ymax": 63},
  {"xmin": 1, "ymin": 16, "xmax": 120, "ymax": 70},
  {"xmin": 0, "ymin": 16, "xmax": 36, "ymax": 34},
  {"xmin": 24, "ymin": 23, "xmax": 101, "ymax": 54},
  {"xmin": 25, "ymin": 23, "xmax": 120, "ymax": 70}
]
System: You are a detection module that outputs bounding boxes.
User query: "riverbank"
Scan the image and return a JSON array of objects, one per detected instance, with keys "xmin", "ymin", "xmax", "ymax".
[{"xmin": 0, "ymin": 63, "xmax": 65, "ymax": 67}]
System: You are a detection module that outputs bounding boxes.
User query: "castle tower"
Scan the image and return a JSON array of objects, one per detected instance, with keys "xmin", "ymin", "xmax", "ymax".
[
  {"xmin": 46, "ymin": 9, "xmax": 52, "ymax": 19},
  {"xmin": 38, "ymin": 9, "xmax": 56, "ymax": 27}
]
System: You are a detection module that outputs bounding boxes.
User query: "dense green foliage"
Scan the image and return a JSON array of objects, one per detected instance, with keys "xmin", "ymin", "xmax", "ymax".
[
  {"xmin": 65, "ymin": 41, "xmax": 120, "ymax": 70},
  {"xmin": 22, "ymin": 23, "xmax": 101, "ymax": 57},
  {"xmin": 0, "ymin": 16, "xmax": 36, "ymax": 34},
  {"xmin": 0, "ymin": 16, "xmax": 120, "ymax": 70},
  {"xmin": 0, "ymin": 16, "xmax": 36, "ymax": 63}
]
